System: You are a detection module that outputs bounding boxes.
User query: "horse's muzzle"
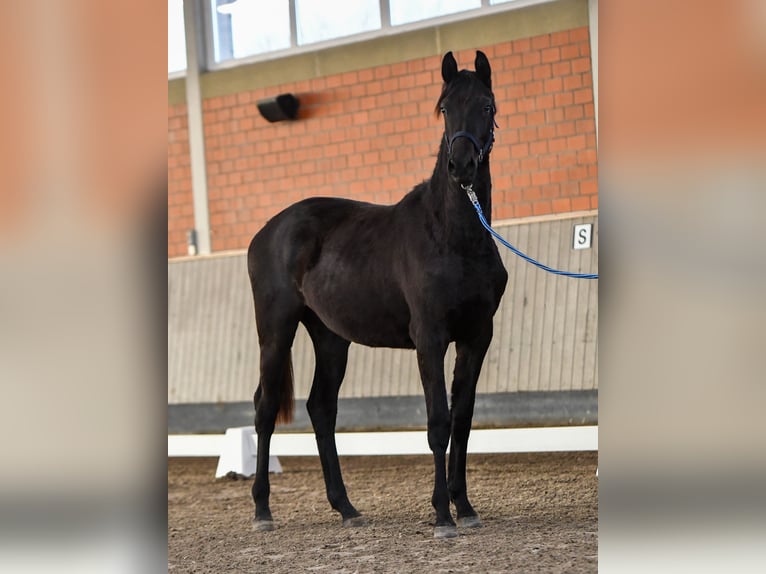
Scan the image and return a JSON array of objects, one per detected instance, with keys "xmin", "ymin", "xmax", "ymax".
[{"xmin": 447, "ymin": 152, "xmax": 478, "ymax": 185}]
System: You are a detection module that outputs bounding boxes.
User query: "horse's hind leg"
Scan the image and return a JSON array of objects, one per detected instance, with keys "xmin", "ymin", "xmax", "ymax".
[
  {"xmin": 303, "ymin": 310, "xmax": 364, "ymax": 527},
  {"xmin": 448, "ymin": 325, "xmax": 493, "ymax": 528},
  {"xmin": 251, "ymin": 297, "xmax": 301, "ymax": 531}
]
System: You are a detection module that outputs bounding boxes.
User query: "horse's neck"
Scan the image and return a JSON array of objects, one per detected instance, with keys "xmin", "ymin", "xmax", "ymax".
[{"xmin": 427, "ymin": 153, "xmax": 492, "ymax": 243}]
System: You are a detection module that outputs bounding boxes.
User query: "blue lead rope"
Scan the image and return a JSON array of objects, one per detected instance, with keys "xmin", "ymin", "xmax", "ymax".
[{"xmin": 464, "ymin": 186, "xmax": 598, "ymax": 280}]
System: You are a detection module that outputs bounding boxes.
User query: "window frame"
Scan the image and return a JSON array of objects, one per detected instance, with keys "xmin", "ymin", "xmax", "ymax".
[{"xmin": 169, "ymin": 0, "xmax": 557, "ymax": 77}]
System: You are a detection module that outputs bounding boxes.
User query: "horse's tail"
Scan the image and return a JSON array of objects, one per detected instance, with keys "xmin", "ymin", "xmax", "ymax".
[{"xmin": 275, "ymin": 354, "xmax": 295, "ymax": 425}]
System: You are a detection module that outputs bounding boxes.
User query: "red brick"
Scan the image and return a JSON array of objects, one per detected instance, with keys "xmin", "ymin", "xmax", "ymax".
[
  {"xmin": 554, "ymin": 92, "xmax": 574, "ymax": 108},
  {"xmin": 563, "ymin": 74, "xmax": 583, "ymax": 91},
  {"xmin": 515, "ymin": 203, "xmax": 533, "ymax": 218},
  {"xmin": 580, "ymin": 179, "xmax": 598, "ymax": 195},
  {"xmin": 552, "ymin": 198, "xmax": 572, "ymax": 212},
  {"xmin": 512, "ymin": 38, "xmax": 531, "ymax": 53},
  {"xmin": 560, "ymin": 181, "xmax": 579, "ymax": 197},
  {"xmin": 548, "ymin": 137, "xmax": 568, "ymax": 153},
  {"xmin": 569, "ymin": 28, "xmax": 590, "ymax": 42},
  {"xmin": 520, "ymin": 127, "xmax": 539, "ymax": 142},
  {"xmin": 572, "ymin": 57, "xmax": 591, "ymax": 74},
  {"xmin": 552, "ymin": 61, "xmax": 571, "ymax": 76},
  {"xmin": 574, "ymin": 88, "xmax": 592, "ymax": 104},
  {"xmin": 542, "ymin": 183, "xmax": 560, "ymax": 198},
  {"xmin": 559, "ymin": 151, "xmax": 578, "ymax": 167},
  {"xmin": 511, "ymin": 143, "xmax": 529, "ymax": 158},
  {"xmin": 550, "ymin": 31, "xmax": 569, "ymax": 46},
  {"xmin": 526, "ymin": 111, "xmax": 545, "ymax": 125},
  {"xmin": 520, "ymin": 157, "xmax": 539, "ymax": 172},
  {"xmin": 507, "ymin": 114, "xmax": 527, "ymax": 128},
  {"xmin": 525, "ymin": 81, "xmax": 543, "ymax": 96},
  {"xmin": 532, "ymin": 201, "xmax": 552, "ymax": 215},
  {"xmin": 543, "ymin": 77, "xmax": 563, "ymax": 92},
  {"xmin": 358, "ymin": 68, "xmax": 374, "ymax": 82},
  {"xmin": 531, "ymin": 34, "xmax": 550, "ymax": 50},
  {"xmin": 523, "ymin": 186, "xmax": 542, "ymax": 201},
  {"xmin": 531, "ymin": 171, "xmax": 550, "ymax": 186},
  {"xmin": 560, "ymin": 44, "xmax": 580, "ymax": 60},
  {"xmin": 567, "ymin": 134, "xmax": 587, "ymax": 150},
  {"xmin": 540, "ymin": 154, "xmax": 558, "ymax": 169},
  {"xmin": 514, "ymin": 67, "xmax": 533, "ymax": 84},
  {"xmin": 521, "ymin": 97, "xmax": 540, "ymax": 112},
  {"xmin": 556, "ymin": 121, "xmax": 576, "ymax": 137},
  {"xmin": 577, "ymin": 149, "xmax": 598, "ymax": 165},
  {"xmin": 565, "ymin": 105, "xmax": 585, "ymax": 120},
  {"xmin": 533, "ymin": 64, "xmax": 552, "ymax": 81},
  {"xmin": 495, "ymin": 42, "xmax": 513, "ymax": 57},
  {"xmin": 406, "ymin": 59, "xmax": 425, "ymax": 74},
  {"xmin": 535, "ymin": 94, "xmax": 555, "ymax": 110},
  {"xmin": 503, "ymin": 189, "xmax": 523, "ymax": 203},
  {"xmin": 571, "ymin": 196, "xmax": 591, "ymax": 211},
  {"xmin": 529, "ymin": 140, "xmax": 548, "ymax": 155},
  {"xmin": 550, "ymin": 168, "xmax": 569, "ymax": 183},
  {"xmin": 374, "ymin": 66, "xmax": 391, "ymax": 80},
  {"xmin": 541, "ymin": 47, "xmax": 560, "ymax": 63},
  {"xmin": 537, "ymin": 124, "xmax": 556, "ymax": 140},
  {"xmin": 391, "ymin": 61, "xmax": 408, "ymax": 76},
  {"xmin": 507, "ymin": 84, "xmax": 525, "ymax": 99},
  {"xmin": 567, "ymin": 166, "xmax": 589, "ymax": 180},
  {"xmin": 522, "ymin": 51, "xmax": 541, "ymax": 67},
  {"xmin": 513, "ymin": 173, "xmax": 531, "ymax": 188}
]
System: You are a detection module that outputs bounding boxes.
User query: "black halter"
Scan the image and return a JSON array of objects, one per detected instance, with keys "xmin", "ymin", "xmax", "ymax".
[{"xmin": 444, "ymin": 116, "xmax": 498, "ymax": 163}]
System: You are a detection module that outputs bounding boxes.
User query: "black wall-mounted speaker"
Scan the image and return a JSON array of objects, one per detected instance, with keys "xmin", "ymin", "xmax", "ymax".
[{"xmin": 256, "ymin": 93, "xmax": 300, "ymax": 122}]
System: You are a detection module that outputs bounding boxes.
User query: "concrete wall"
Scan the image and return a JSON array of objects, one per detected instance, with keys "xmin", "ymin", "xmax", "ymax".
[{"xmin": 168, "ymin": 213, "xmax": 597, "ymax": 407}]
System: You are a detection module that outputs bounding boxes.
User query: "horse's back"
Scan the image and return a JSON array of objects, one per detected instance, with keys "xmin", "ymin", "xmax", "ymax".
[{"xmin": 248, "ymin": 197, "xmax": 378, "ymax": 280}]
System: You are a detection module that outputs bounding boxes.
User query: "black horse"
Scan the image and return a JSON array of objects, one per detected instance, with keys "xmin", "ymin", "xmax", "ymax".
[{"xmin": 247, "ymin": 51, "xmax": 507, "ymax": 539}]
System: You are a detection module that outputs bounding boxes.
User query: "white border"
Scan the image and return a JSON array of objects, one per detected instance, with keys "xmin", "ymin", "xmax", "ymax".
[{"xmin": 168, "ymin": 426, "xmax": 598, "ymax": 457}]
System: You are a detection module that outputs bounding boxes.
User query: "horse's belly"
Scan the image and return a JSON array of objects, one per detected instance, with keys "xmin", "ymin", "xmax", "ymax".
[{"xmin": 302, "ymin": 277, "xmax": 414, "ymax": 349}]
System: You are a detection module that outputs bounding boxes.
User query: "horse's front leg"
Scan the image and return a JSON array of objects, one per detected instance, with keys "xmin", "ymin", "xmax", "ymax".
[
  {"xmin": 448, "ymin": 324, "xmax": 493, "ymax": 528},
  {"xmin": 415, "ymin": 334, "xmax": 456, "ymax": 538}
]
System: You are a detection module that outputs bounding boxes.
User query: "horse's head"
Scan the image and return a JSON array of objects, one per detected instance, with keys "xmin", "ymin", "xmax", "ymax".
[{"xmin": 437, "ymin": 51, "xmax": 496, "ymax": 186}]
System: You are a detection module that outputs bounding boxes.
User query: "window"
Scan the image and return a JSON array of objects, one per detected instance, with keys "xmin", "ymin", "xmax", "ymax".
[
  {"xmin": 169, "ymin": 0, "xmax": 553, "ymax": 74},
  {"xmin": 295, "ymin": 0, "xmax": 380, "ymax": 45},
  {"xmin": 168, "ymin": 0, "xmax": 187, "ymax": 74},
  {"xmin": 389, "ymin": 0, "xmax": 481, "ymax": 26},
  {"xmin": 211, "ymin": 0, "xmax": 291, "ymax": 62}
]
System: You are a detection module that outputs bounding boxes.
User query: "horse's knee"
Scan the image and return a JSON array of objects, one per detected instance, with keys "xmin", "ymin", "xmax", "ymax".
[{"xmin": 427, "ymin": 417, "xmax": 451, "ymax": 453}]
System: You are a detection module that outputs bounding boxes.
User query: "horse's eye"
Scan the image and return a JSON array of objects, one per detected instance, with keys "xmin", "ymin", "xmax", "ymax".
[
  {"xmin": 484, "ymin": 104, "xmax": 494, "ymax": 114},
  {"xmin": 440, "ymin": 106, "xmax": 447, "ymax": 116}
]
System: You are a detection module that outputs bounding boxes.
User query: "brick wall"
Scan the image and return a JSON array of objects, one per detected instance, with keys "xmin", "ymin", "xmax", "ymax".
[
  {"xmin": 168, "ymin": 104, "xmax": 194, "ymax": 257},
  {"xmin": 167, "ymin": 26, "xmax": 597, "ymax": 257}
]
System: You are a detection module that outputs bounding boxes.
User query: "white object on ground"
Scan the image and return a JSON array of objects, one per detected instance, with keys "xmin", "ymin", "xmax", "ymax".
[{"xmin": 168, "ymin": 426, "xmax": 598, "ymax": 478}]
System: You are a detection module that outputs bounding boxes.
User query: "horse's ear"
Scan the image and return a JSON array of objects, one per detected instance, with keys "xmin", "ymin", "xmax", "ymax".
[
  {"xmin": 475, "ymin": 51, "xmax": 492, "ymax": 89},
  {"xmin": 442, "ymin": 52, "xmax": 458, "ymax": 84}
]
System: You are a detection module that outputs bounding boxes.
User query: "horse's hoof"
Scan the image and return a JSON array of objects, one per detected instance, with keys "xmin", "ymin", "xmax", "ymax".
[
  {"xmin": 457, "ymin": 515, "xmax": 483, "ymax": 528},
  {"xmin": 252, "ymin": 519, "xmax": 275, "ymax": 532},
  {"xmin": 433, "ymin": 525, "xmax": 458, "ymax": 539},
  {"xmin": 342, "ymin": 515, "xmax": 367, "ymax": 528}
]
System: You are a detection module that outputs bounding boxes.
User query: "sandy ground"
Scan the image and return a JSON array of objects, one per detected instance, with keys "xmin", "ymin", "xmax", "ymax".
[{"xmin": 169, "ymin": 451, "xmax": 597, "ymax": 573}]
